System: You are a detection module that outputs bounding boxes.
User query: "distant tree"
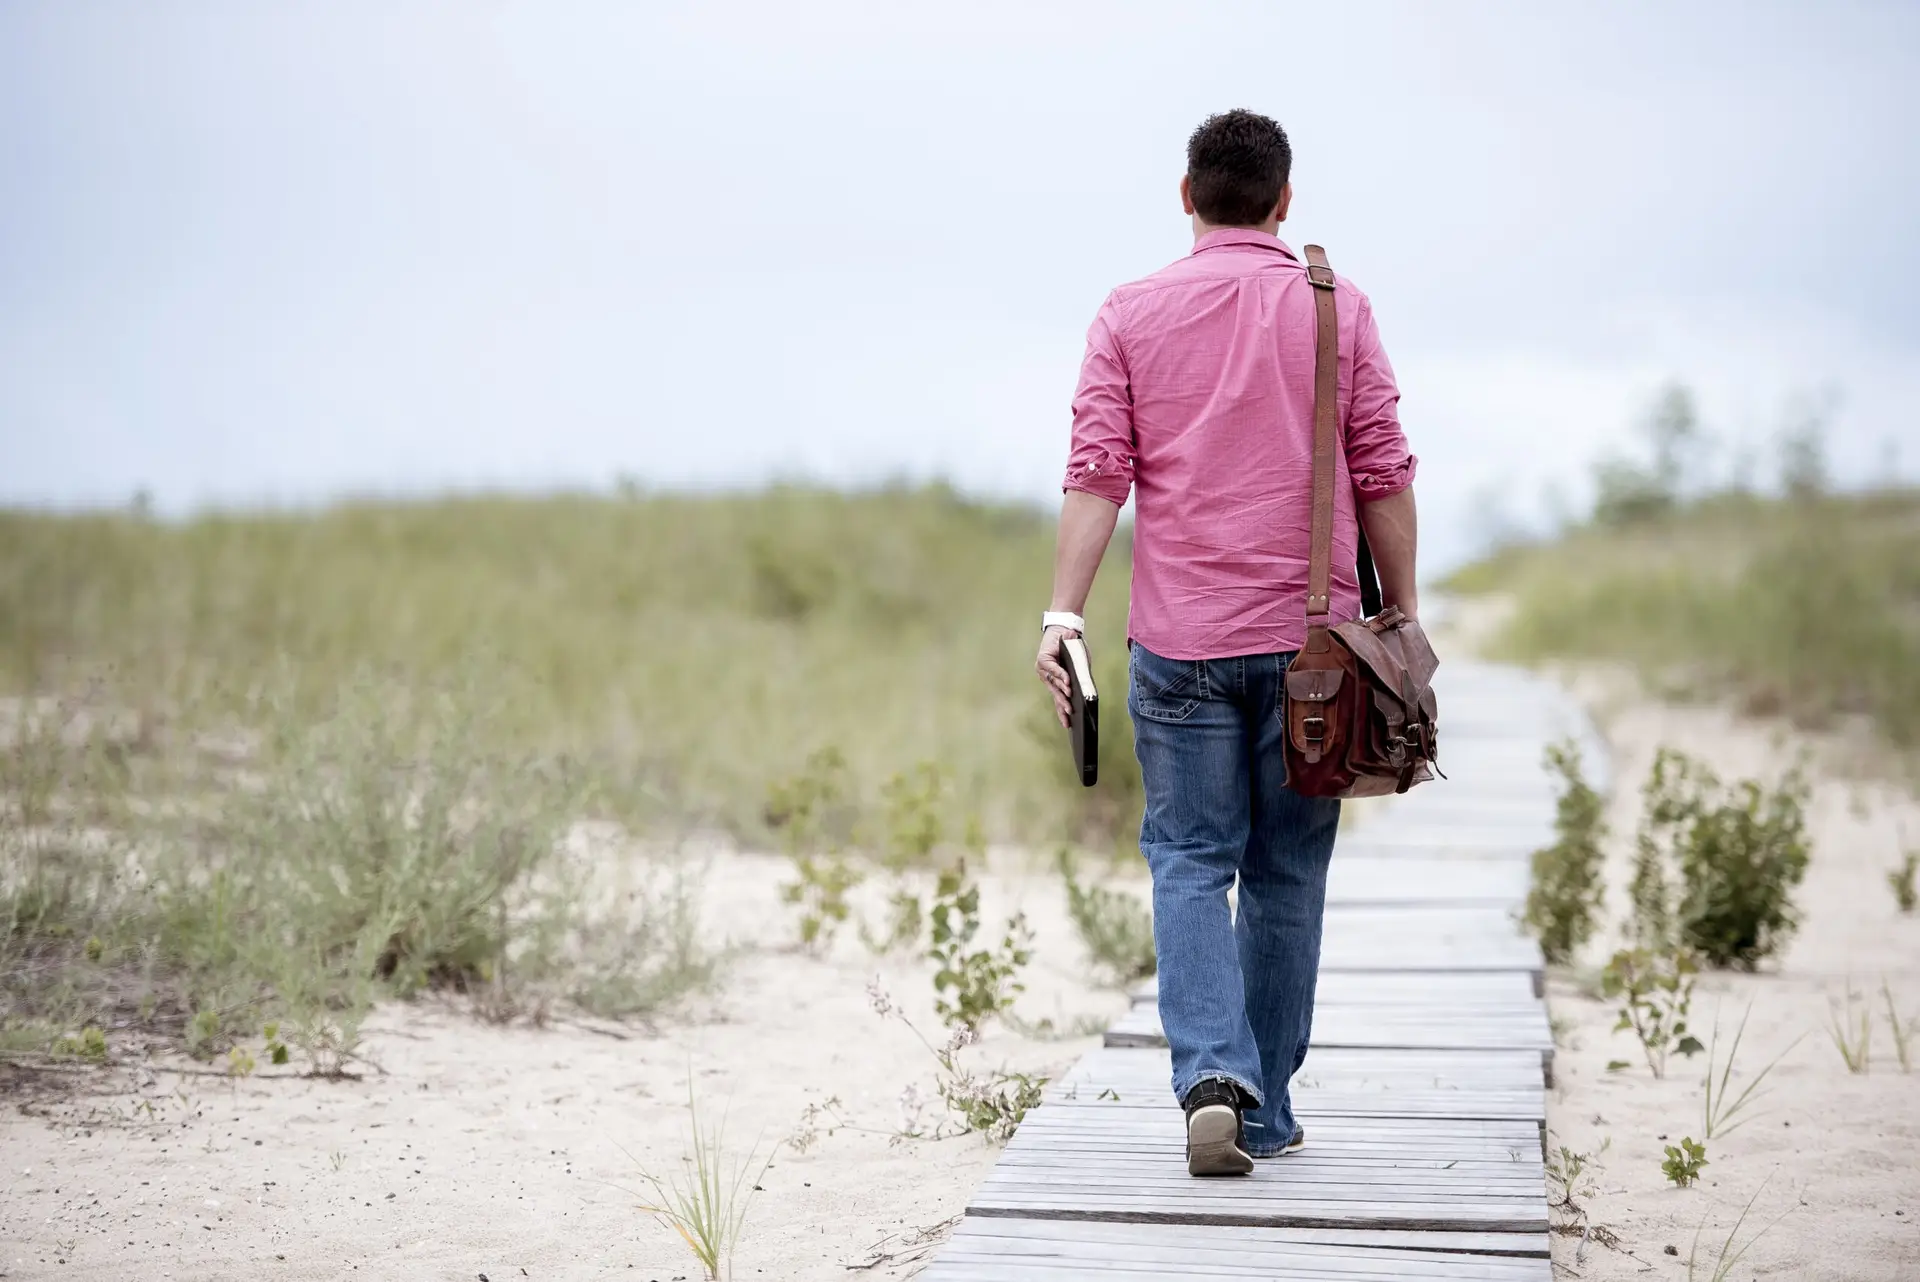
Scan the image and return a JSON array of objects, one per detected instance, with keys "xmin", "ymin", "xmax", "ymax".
[
  {"xmin": 1592, "ymin": 383, "xmax": 1702, "ymax": 527},
  {"xmin": 1776, "ymin": 390, "xmax": 1835, "ymax": 500},
  {"xmin": 1591, "ymin": 458, "xmax": 1672, "ymax": 527},
  {"xmin": 1646, "ymin": 384, "xmax": 1704, "ymax": 494}
]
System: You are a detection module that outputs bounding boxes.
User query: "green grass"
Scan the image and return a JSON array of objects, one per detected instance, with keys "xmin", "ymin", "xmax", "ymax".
[
  {"xmin": 0, "ymin": 484, "xmax": 1139, "ymax": 842},
  {"xmin": 1, "ymin": 485, "xmax": 1145, "ymax": 1061},
  {"xmin": 1444, "ymin": 489, "xmax": 1920, "ymax": 748}
]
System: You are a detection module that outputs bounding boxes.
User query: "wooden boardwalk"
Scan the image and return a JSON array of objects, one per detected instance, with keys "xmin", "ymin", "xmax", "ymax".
[{"xmin": 919, "ymin": 661, "xmax": 1597, "ymax": 1280}]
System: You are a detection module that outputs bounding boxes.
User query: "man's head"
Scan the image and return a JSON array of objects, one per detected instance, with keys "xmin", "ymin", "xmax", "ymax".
[{"xmin": 1182, "ymin": 109, "xmax": 1292, "ymax": 230}]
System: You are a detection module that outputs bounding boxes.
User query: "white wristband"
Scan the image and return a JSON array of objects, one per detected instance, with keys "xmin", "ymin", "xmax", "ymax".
[{"xmin": 1042, "ymin": 611, "xmax": 1086, "ymax": 634}]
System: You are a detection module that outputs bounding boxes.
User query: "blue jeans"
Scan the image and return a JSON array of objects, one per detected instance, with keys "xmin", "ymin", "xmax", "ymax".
[{"xmin": 1128, "ymin": 642, "xmax": 1341, "ymax": 1156}]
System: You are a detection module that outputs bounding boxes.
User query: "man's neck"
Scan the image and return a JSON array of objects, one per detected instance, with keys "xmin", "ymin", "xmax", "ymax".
[{"xmin": 1191, "ymin": 216, "xmax": 1282, "ymax": 244}]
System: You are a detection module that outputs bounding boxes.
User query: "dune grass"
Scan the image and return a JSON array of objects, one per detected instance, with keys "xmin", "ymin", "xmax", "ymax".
[
  {"xmin": 1444, "ymin": 488, "xmax": 1920, "ymax": 750},
  {"xmin": 0, "ymin": 484, "xmax": 1139, "ymax": 842},
  {"xmin": 1, "ymin": 485, "xmax": 1143, "ymax": 1061}
]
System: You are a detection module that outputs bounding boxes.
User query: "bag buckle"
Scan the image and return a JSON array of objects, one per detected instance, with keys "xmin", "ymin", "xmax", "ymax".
[
  {"xmin": 1301, "ymin": 715, "xmax": 1326, "ymax": 764},
  {"xmin": 1306, "ymin": 263, "xmax": 1336, "ymax": 291}
]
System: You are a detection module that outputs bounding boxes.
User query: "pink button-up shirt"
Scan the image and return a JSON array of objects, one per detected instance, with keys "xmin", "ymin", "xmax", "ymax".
[{"xmin": 1065, "ymin": 228, "xmax": 1416, "ymax": 660}]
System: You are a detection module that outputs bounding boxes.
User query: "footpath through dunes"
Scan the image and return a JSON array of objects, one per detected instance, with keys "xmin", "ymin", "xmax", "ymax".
[{"xmin": 920, "ymin": 661, "xmax": 1601, "ymax": 1280}]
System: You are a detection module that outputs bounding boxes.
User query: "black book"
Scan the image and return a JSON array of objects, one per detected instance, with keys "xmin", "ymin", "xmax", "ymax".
[{"xmin": 1060, "ymin": 636, "xmax": 1098, "ymax": 787}]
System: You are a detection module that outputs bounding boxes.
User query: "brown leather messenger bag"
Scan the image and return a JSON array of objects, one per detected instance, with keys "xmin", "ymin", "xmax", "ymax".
[{"xmin": 1281, "ymin": 244, "xmax": 1442, "ymax": 798}]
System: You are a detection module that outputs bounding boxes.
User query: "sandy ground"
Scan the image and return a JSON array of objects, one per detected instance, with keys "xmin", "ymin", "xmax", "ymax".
[
  {"xmin": 9, "ymin": 643, "xmax": 1920, "ymax": 1282},
  {"xmin": 1537, "ymin": 664, "xmax": 1920, "ymax": 1281},
  {"xmin": 1, "ymin": 849, "xmax": 1128, "ymax": 1281}
]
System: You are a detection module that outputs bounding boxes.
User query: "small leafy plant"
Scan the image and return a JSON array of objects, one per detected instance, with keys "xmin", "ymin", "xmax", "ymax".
[
  {"xmin": 857, "ymin": 763, "xmax": 949, "ymax": 955},
  {"xmin": 1628, "ymin": 748, "xmax": 1811, "ymax": 969},
  {"xmin": 186, "ymin": 1008, "xmax": 223, "ymax": 1059},
  {"xmin": 868, "ymin": 979, "xmax": 1044, "ymax": 1143},
  {"xmin": 1889, "ymin": 845, "xmax": 1918, "ymax": 914},
  {"xmin": 54, "ymin": 1025, "xmax": 108, "ymax": 1063},
  {"xmin": 780, "ymin": 855, "xmax": 862, "ymax": 952},
  {"xmin": 1544, "ymin": 1139, "xmax": 1607, "ymax": 1212},
  {"xmin": 768, "ymin": 747, "xmax": 864, "ymax": 952},
  {"xmin": 927, "ymin": 859, "xmax": 1031, "ymax": 1033},
  {"xmin": 1662, "ymin": 1136, "xmax": 1708, "ymax": 1188},
  {"xmin": 1056, "ymin": 849, "xmax": 1156, "ymax": 985},
  {"xmin": 877, "ymin": 763, "xmax": 945, "ymax": 873},
  {"xmin": 1523, "ymin": 740, "xmax": 1610, "ymax": 965},
  {"xmin": 1828, "ymin": 981, "xmax": 1873, "ymax": 1074},
  {"xmin": 1600, "ymin": 947, "xmax": 1704, "ymax": 1078},
  {"xmin": 860, "ymin": 889, "xmax": 924, "ymax": 955},
  {"xmin": 262, "ymin": 1020, "xmax": 291, "ymax": 1067}
]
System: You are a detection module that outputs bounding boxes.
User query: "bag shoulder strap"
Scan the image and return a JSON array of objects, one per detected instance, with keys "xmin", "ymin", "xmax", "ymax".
[{"xmin": 1303, "ymin": 243, "xmax": 1338, "ymax": 652}]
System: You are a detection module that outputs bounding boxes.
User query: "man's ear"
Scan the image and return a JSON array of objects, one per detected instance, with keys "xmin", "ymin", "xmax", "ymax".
[
  {"xmin": 1274, "ymin": 182, "xmax": 1293, "ymax": 224},
  {"xmin": 1180, "ymin": 174, "xmax": 1196, "ymax": 216}
]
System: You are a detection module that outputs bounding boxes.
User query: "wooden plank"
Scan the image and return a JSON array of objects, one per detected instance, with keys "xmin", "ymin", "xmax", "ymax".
[
  {"xmin": 1130, "ymin": 971, "xmax": 1540, "ymax": 1008},
  {"xmin": 1335, "ymin": 823, "xmax": 1554, "ymax": 853},
  {"xmin": 1326, "ymin": 857, "xmax": 1530, "ymax": 906},
  {"xmin": 919, "ymin": 1219, "xmax": 1553, "ymax": 1280},
  {"xmin": 960, "ymin": 1093, "xmax": 1551, "ymax": 1246},
  {"xmin": 969, "ymin": 1192, "xmax": 1546, "ymax": 1235},
  {"xmin": 1359, "ymin": 798, "xmax": 1558, "ymax": 827},
  {"xmin": 1067, "ymin": 1046, "xmax": 1546, "ymax": 1088},
  {"xmin": 1189, "ymin": 906, "xmax": 1544, "ymax": 976},
  {"xmin": 1104, "ymin": 1004, "xmax": 1553, "ymax": 1060},
  {"xmin": 940, "ymin": 1218, "xmax": 1551, "ymax": 1262},
  {"xmin": 1002, "ymin": 1110, "xmax": 1545, "ymax": 1156},
  {"xmin": 1042, "ymin": 1089, "xmax": 1543, "ymax": 1122},
  {"xmin": 1326, "ymin": 836, "xmax": 1543, "ymax": 861}
]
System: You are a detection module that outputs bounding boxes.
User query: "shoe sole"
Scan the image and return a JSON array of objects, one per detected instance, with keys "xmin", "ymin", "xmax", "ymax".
[{"xmin": 1186, "ymin": 1104, "xmax": 1254, "ymax": 1177}]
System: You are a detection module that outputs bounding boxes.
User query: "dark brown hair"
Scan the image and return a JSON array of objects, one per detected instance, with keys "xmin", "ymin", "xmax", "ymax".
[{"xmin": 1186, "ymin": 109, "xmax": 1292, "ymax": 226}]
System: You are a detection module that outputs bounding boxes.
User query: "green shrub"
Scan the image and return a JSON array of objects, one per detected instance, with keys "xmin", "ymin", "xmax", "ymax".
[
  {"xmin": 2, "ymin": 676, "xmax": 712, "ymax": 1065},
  {"xmin": 1056, "ymin": 849, "xmax": 1155, "ymax": 985},
  {"xmin": 1629, "ymin": 749, "xmax": 1811, "ymax": 969},
  {"xmin": 1522, "ymin": 740, "xmax": 1609, "ymax": 964}
]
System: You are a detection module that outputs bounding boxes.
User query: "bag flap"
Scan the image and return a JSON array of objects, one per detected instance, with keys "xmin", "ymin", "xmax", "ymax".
[
  {"xmin": 1285, "ymin": 665, "xmax": 1344, "ymax": 704},
  {"xmin": 1333, "ymin": 615, "xmax": 1439, "ymax": 705}
]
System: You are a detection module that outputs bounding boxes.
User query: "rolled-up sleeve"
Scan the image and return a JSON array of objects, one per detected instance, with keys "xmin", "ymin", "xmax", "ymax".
[
  {"xmin": 1063, "ymin": 293, "xmax": 1136, "ymax": 506},
  {"xmin": 1346, "ymin": 293, "xmax": 1417, "ymax": 500}
]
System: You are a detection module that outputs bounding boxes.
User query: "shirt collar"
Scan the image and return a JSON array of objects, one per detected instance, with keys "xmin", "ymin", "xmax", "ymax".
[{"xmin": 1191, "ymin": 228, "xmax": 1298, "ymax": 260}]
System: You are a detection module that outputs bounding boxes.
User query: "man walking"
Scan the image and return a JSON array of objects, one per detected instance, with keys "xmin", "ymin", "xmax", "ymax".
[{"xmin": 1034, "ymin": 109, "xmax": 1419, "ymax": 1176}]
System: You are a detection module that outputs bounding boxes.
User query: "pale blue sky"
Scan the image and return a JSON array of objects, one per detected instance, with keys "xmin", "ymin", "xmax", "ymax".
[{"xmin": 3, "ymin": 1, "xmax": 1917, "ymax": 566}]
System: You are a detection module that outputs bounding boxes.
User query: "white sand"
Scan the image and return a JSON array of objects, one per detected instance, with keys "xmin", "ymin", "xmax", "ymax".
[
  {"xmin": 3, "ymin": 849, "xmax": 1127, "ymax": 1280},
  {"xmin": 1539, "ymin": 666, "xmax": 1920, "ymax": 1280},
  {"xmin": 10, "ymin": 654, "xmax": 1920, "ymax": 1280}
]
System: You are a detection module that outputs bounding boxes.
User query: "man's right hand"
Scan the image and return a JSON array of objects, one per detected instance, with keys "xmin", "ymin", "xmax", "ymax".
[{"xmin": 1034, "ymin": 625, "xmax": 1080, "ymax": 728}]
